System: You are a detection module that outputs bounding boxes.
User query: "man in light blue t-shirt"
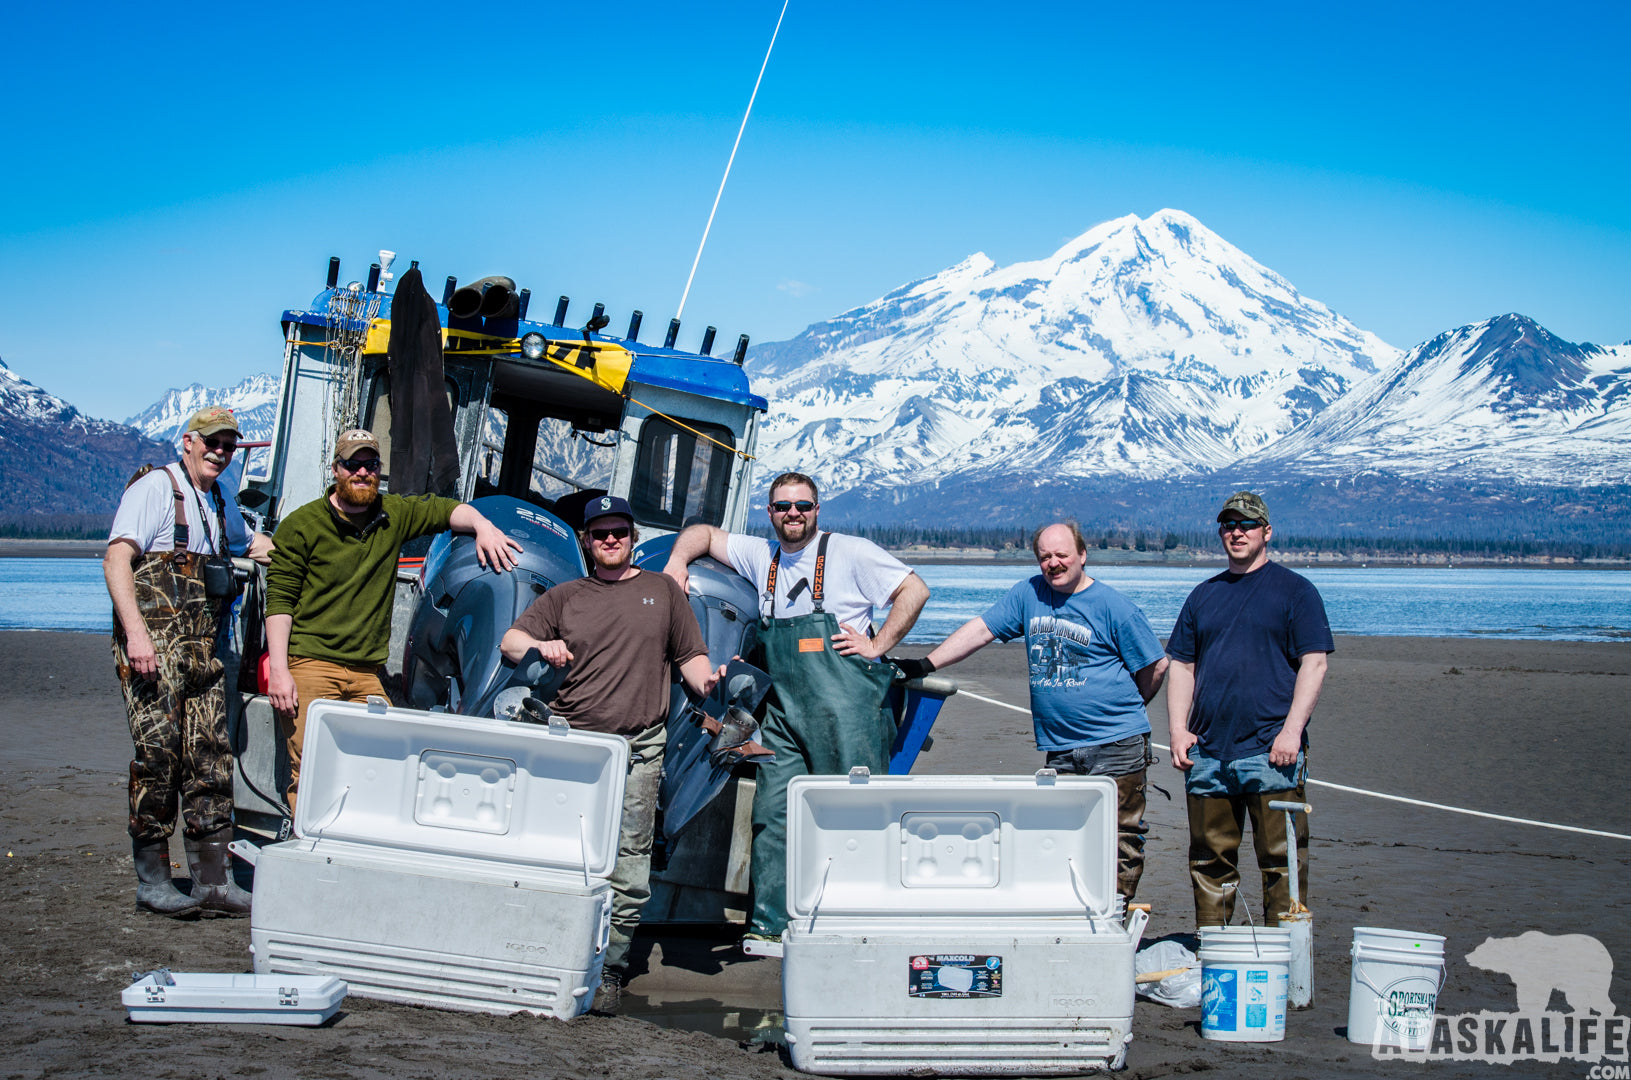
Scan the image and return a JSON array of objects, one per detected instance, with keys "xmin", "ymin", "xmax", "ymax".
[{"xmin": 902, "ymin": 521, "xmax": 1168, "ymax": 899}]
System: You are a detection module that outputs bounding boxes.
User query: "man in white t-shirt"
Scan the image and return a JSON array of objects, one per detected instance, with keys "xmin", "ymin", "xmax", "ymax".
[
  {"xmin": 665, "ymin": 472, "xmax": 929, "ymax": 947},
  {"xmin": 105, "ymin": 406, "xmax": 273, "ymax": 918}
]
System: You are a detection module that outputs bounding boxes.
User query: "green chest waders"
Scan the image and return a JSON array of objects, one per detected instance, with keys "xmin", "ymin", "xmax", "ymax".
[{"xmin": 747, "ymin": 533, "xmax": 898, "ymax": 936}]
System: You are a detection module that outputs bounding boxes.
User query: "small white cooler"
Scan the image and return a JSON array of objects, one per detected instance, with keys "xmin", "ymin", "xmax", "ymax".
[
  {"xmin": 249, "ymin": 699, "xmax": 626, "ymax": 1019},
  {"xmin": 781, "ymin": 770, "xmax": 1140, "ymax": 1075}
]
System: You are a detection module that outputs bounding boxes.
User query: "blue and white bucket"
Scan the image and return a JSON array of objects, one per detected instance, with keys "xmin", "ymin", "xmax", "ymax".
[
  {"xmin": 1199, "ymin": 926, "xmax": 1292, "ymax": 1042},
  {"xmin": 1347, "ymin": 927, "xmax": 1446, "ymax": 1050}
]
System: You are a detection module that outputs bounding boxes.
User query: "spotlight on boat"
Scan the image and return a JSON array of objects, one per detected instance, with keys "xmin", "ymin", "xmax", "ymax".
[
  {"xmin": 520, "ymin": 332, "xmax": 548, "ymax": 360},
  {"xmin": 450, "ymin": 276, "xmax": 518, "ymax": 319}
]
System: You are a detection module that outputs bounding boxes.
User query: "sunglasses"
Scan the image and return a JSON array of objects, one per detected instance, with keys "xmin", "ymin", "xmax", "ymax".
[
  {"xmin": 1219, "ymin": 518, "xmax": 1266, "ymax": 533},
  {"xmin": 770, "ymin": 500, "xmax": 816, "ymax": 513},
  {"xmin": 200, "ymin": 435, "xmax": 238, "ymax": 453},
  {"xmin": 589, "ymin": 526, "xmax": 631, "ymax": 542},
  {"xmin": 337, "ymin": 456, "xmax": 382, "ymax": 474}
]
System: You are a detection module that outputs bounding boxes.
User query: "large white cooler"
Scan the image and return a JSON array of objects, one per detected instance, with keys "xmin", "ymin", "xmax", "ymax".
[
  {"xmin": 781, "ymin": 771, "xmax": 1140, "ymax": 1075},
  {"xmin": 249, "ymin": 698, "xmax": 626, "ymax": 1019}
]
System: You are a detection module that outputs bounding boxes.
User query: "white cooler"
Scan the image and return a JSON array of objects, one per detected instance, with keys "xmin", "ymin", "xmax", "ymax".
[
  {"xmin": 249, "ymin": 698, "xmax": 626, "ymax": 1019},
  {"xmin": 781, "ymin": 770, "xmax": 1140, "ymax": 1075}
]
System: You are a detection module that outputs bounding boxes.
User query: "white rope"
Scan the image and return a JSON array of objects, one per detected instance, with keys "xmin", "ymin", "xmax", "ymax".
[
  {"xmin": 955, "ymin": 689, "xmax": 1631, "ymax": 842},
  {"xmin": 675, "ymin": 0, "xmax": 789, "ymax": 321}
]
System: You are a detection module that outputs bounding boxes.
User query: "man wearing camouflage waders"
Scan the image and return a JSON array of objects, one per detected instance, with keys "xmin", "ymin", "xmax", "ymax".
[
  {"xmin": 665, "ymin": 472, "xmax": 930, "ymax": 951},
  {"xmin": 105, "ymin": 406, "xmax": 273, "ymax": 917}
]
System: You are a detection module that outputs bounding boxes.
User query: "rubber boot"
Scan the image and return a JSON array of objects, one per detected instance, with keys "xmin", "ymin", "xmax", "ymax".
[
  {"xmin": 1187, "ymin": 793, "xmax": 1244, "ymax": 928},
  {"xmin": 185, "ymin": 828, "xmax": 252, "ymax": 917},
  {"xmin": 1115, "ymin": 770, "xmax": 1148, "ymax": 902},
  {"xmin": 1249, "ymin": 789, "xmax": 1309, "ymax": 927},
  {"xmin": 133, "ymin": 838, "xmax": 202, "ymax": 918}
]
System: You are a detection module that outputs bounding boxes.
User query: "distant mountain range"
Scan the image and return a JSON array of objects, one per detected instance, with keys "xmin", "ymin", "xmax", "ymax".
[
  {"xmin": 0, "ymin": 357, "xmax": 174, "ymax": 517},
  {"xmin": 4, "ymin": 210, "xmax": 1626, "ymax": 539}
]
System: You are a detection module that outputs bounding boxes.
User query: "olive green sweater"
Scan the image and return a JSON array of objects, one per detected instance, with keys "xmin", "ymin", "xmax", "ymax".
[{"xmin": 266, "ymin": 488, "xmax": 458, "ymax": 665}]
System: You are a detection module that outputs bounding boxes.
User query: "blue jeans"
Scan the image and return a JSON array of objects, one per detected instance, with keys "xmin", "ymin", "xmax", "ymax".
[
  {"xmin": 1184, "ymin": 747, "xmax": 1305, "ymax": 797},
  {"xmin": 1046, "ymin": 734, "xmax": 1151, "ymax": 900}
]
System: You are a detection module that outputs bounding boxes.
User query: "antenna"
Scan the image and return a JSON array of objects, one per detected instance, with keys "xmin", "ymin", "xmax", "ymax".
[{"xmin": 675, "ymin": 0, "xmax": 790, "ymax": 320}]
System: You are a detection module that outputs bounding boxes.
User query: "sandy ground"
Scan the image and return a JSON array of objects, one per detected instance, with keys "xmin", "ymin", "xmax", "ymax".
[{"xmin": 3, "ymin": 629, "xmax": 1628, "ymax": 1079}]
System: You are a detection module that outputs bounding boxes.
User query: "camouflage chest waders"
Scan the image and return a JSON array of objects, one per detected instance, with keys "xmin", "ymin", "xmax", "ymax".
[
  {"xmin": 747, "ymin": 534, "xmax": 898, "ymax": 937},
  {"xmin": 112, "ymin": 466, "xmax": 235, "ymax": 842}
]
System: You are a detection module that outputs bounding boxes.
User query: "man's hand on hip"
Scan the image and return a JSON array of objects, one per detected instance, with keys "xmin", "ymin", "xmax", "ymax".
[{"xmin": 832, "ymin": 623, "xmax": 881, "ymax": 660}]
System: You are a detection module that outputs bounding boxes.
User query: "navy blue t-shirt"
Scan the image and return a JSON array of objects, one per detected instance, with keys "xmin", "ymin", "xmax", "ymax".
[
  {"xmin": 1166, "ymin": 561, "xmax": 1334, "ymax": 762},
  {"xmin": 982, "ymin": 577, "xmax": 1166, "ymax": 752}
]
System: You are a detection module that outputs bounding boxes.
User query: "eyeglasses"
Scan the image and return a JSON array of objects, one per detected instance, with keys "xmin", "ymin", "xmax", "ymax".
[
  {"xmin": 1219, "ymin": 519, "xmax": 1266, "ymax": 533},
  {"xmin": 770, "ymin": 500, "xmax": 816, "ymax": 514},
  {"xmin": 200, "ymin": 435, "xmax": 237, "ymax": 453},
  {"xmin": 589, "ymin": 526, "xmax": 631, "ymax": 542},
  {"xmin": 337, "ymin": 456, "xmax": 382, "ymax": 474}
]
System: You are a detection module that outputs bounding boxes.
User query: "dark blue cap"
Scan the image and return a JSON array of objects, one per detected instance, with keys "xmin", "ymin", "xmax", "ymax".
[{"xmin": 581, "ymin": 494, "xmax": 635, "ymax": 527}]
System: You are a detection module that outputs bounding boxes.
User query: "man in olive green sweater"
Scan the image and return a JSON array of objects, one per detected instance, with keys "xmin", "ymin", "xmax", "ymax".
[{"xmin": 265, "ymin": 429, "xmax": 520, "ymax": 813}]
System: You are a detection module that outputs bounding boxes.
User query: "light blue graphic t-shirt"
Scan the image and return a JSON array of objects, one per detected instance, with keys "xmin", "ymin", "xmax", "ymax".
[{"xmin": 981, "ymin": 576, "xmax": 1165, "ymax": 752}]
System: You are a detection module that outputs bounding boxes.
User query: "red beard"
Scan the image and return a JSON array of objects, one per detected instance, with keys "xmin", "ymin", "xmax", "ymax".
[{"xmin": 337, "ymin": 473, "xmax": 379, "ymax": 508}]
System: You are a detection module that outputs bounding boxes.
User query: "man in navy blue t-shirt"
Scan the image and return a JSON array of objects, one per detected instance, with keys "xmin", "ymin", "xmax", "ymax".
[
  {"xmin": 903, "ymin": 522, "xmax": 1168, "ymax": 900},
  {"xmin": 1165, "ymin": 491, "xmax": 1333, "ymax": 929}
]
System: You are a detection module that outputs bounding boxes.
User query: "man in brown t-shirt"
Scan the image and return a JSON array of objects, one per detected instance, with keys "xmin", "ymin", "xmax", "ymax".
[{"xmin": 501, "ymin": 494, "xmax": 721, "ymax": 1013}]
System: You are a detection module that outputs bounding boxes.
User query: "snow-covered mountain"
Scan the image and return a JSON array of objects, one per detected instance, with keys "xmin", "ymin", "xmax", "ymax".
[
  {"xmin": 125, "ymin": 373, "xmax": 281, "ymax": 448},
  {"xmin": 747, "ymin": 209, "xmax": 1399, "ymax": 495},
  {"xmin": 1239, "ymin": 314, "xmax": 1631, "ymax": 485},
  {"xmin": 0, "ymin": 357, "xmax": 175, "ymax": 515}
]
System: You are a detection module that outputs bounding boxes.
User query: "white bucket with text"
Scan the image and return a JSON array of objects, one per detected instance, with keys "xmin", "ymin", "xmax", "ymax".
[
  {"xmin": 1347, "ymin": 927, "xmax": 1446, "ymax": 1050},
  {"xmin": 1199, "ymin": 926, "xmax": 1292, "ymax": 1042}
]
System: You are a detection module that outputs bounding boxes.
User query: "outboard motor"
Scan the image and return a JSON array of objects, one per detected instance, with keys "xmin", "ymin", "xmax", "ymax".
[
  {"xmin": 404, "ymin": 495, "xmax": 585, "ymax": 717},
  {"xmin": 647, "ymin": 554, "xmax": 769, "ymax": 838}
]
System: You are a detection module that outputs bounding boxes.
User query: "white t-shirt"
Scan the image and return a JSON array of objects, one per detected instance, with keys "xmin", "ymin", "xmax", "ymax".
[
  {"xmin": 108, "ymin": 464, "xmax": 250, "ymax": 557},
  {"xmin": 725, "ymin": 531, "xmax": 913, "ymax": 633}
]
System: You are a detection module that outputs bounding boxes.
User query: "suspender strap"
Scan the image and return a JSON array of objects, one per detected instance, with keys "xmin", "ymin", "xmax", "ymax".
[
  {"xmin": 765, "ymin": 532, "xmax": 830, "ymax": 618},
  {"xmin": 162, "ymin": 466, "xmax": 190, "ymax": 550}
]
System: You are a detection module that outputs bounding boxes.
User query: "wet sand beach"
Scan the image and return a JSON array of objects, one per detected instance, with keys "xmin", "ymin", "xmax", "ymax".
[{"xmin": 3, "ymin": 630, "xmax": 1627, "ymax": 1079}]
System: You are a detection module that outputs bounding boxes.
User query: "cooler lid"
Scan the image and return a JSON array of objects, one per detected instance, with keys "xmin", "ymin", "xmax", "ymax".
[
  {"xmin": 296, "ymin": 699, "xmax": 628, "ymax": 879},
  {"xmin": 786, "ymin": 772, "xmax": 1118, "ymax": 920}
]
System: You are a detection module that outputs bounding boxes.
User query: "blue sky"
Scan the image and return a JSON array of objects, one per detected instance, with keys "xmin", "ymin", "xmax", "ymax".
[{"xmin": 3, "ymin": 0, "xmax": 1626, "ymax": 422}]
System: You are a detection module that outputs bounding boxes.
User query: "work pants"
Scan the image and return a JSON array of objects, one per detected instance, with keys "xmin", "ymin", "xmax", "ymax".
[
  {"xmin": 604, "ymin": 722, "xmax": 667, "ymax": 972},
  {"xmin": 1045, "ymin": 734, "xmax": 1150, "ymax": 901},
  {"xmin": 279, "ymin": 656, "xmax": 387, "ymax": 813}
]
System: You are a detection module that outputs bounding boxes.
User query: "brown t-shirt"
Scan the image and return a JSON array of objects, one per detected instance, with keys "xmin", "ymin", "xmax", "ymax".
[{"xmin": 509, "ymin": 569, "xmax": 708, "ymax": 736}]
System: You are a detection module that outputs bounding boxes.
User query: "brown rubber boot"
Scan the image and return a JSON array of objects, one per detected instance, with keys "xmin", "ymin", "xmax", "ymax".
[
  {"xmin": 1114, "ymin": 770, "xmax": 1148, "ymax": 902},
  {"xmin": 133, "ymin": 838, "xmax": 202, "ymax": 918},
  {"xmin": 185, "ymin": 827, "xmax": 252, "ymax": 918},
  {"xmin": 1187, "ymin": 793, "xmax": 1244, "ymax": 927},
  {"xmin": 1248, "ymin": 788, "xmax": 1309, "ymax": 927}
]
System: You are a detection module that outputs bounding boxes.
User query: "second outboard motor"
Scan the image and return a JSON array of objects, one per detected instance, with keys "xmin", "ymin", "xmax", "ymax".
[{"xmin": 403, "ymin": 495, "xmax": 585, "ymax": 718}]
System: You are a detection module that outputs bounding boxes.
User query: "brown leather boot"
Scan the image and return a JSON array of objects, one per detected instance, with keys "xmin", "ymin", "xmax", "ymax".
[
  {"xmin": 1248, "ymin": 788, "xmax": 1309, "ymax": 927},
  {"xmin": 1115, "ymin": 770, "xmax": 1147, "ymax": 901},
  {"xmin": 1187, "ymin": 793, "xmax": 1244, "ymax": 927},
  {"xmin": 185, "ymin": 827, "xmax": 252, "ymax": 917}
]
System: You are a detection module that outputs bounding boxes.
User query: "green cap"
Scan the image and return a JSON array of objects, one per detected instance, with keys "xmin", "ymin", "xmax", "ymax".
[{"xmin": 1216, "ymin": 490, "xmax": 1270, "ymax": 524}]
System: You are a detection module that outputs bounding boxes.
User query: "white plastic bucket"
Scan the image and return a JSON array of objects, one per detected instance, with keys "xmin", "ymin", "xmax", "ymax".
[
  {"xmin": 1199, "ymin": 926, "xmax": 1292, "ymax": 1042},
  {"xmin": 1347, "ymin": 927, "xmax": 1446, "ymax": 1049}
]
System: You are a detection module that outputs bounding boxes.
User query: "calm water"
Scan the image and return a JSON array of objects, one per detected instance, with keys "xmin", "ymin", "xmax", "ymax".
[{"xmin": 2, "ymin": 558, "xmax": 1626, "ymax": 642}]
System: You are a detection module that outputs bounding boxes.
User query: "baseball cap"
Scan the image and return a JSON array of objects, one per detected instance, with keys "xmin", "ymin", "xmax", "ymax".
[
  {"xmin": 1216, "ymin": 490, "xmax": 1270, "ymax": 525},
  {"xmin": 185, "ymin": 406, "xmax": 240, "ymax": 437},
  {"xmin": 333, "ymin": 429, "xmax": 381, "ymax": 461},
  {"xmin": 581, "ymin": 494, "xmax": 634, "ymax": 527}
]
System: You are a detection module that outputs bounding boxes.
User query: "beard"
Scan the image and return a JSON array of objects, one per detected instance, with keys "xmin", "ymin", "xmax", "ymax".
[
  {"xmin": 591, "ymin": 542, "xmax": 633, "ymax": 574},
  {"xmin": 773, "ymin": 514, "xmax": 815, "ymax": 546},
  {"xmin": 336, "ymin": 472, "xmax": 379, "ymax": 509}
]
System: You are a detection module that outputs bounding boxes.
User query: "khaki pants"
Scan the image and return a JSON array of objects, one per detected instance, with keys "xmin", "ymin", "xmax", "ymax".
[
  {"xmin": 279, "ymin": 656, "xmax": 387, "ymax": 814},
  {"xmin": 604, "ymin": 721, "xmax": 667, "ymax": 972}
]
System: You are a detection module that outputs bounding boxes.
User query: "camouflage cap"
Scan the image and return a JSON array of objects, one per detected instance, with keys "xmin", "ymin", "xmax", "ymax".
[
  {"xmin": 1216, "ymin": 490, "xmax": 1270, "ymax": 525},
  {"xmin": 184, "ymin": 406, "xmax": 240, "ymax": 437},
  {"xmin": 333, "ymin": 429, "xmax": 381, "ymax": 461}
]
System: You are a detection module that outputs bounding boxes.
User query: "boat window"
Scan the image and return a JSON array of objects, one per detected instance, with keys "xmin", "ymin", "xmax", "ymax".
[
  {"xmin": 530, "ymin": 417, "xmax": 615, "ymax": 503},
  {"xmin": 628, "ymin": 416, "xmax": 734, "ymax": 531}
]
